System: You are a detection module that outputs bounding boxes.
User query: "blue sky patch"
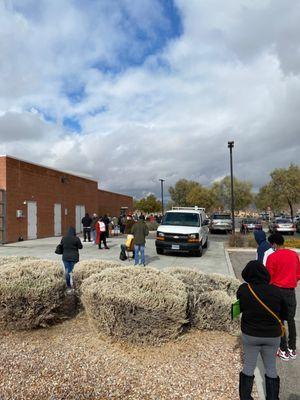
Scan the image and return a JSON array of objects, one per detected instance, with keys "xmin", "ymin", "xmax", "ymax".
[
  {"xmin": 62, "ymin": 81, "xmax": 86, "ymax": 105},
  {"xmin": 63, "ymin": 117, "xmax": 82, "ymax": 133},
  {"xmin": 92, "ymin": 0, "xmax": 182, "ymax": 74}
]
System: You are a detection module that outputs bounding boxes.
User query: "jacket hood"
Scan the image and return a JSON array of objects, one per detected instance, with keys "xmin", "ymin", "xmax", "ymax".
[
  {"xmin": 254, "ymin": 230, "xmax": 266, "ymax": 245},
  {"xmin": 241, "ymin": 260, "xmax": 271, "ymax": 284},
  {"xmin": 67, "ymin": 227, "xmax": 76, "ymax": 237}
]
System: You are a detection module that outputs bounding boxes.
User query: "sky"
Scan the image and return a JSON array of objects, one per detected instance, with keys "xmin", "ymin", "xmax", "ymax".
[{"xmin": 0, "ymin": 0, "xmax": 300, "ymax": 199}]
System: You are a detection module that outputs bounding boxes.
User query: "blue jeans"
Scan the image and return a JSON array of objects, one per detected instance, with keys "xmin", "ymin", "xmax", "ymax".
[
  {"xmin": 63, "ymin": 260, "xmax": 76, "ymax": 288},
  {"xmin": 134, "ymin": 244, "xmax": 145, "ymax": 265},
  {"xmin": 91, "ymin": 229, "xmax": 96, "ymax": 243}
]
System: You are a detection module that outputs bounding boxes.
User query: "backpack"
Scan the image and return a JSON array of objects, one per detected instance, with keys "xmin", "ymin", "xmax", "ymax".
[{"xmin": 119, "ymin": 244, "xmax": 128, "ymax": 261}]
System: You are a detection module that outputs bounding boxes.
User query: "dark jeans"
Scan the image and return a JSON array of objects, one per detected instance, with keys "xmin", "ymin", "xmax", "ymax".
[
  {"xmin": 83, "ymin": 227, "xmax": 91, "ymax": 241},
  {"xmin": 279, "ymin": 288, "xmax": 297, "ymax": 351},
  {"xmin": 63, "ymin": 260, "xmax": 76, "ymax": 288}
]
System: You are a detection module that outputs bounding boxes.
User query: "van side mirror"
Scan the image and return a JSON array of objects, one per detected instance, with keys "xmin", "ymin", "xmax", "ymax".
[{"xmin": 203, "ymin": 219, "xmax": 210, "ymax": 226}]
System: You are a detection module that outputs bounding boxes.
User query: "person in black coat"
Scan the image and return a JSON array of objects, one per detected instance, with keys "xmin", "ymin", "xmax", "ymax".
[
  {"xmin": 81, "ymin": 213, "xmax": 92, "ymax": 242},
  {"xmin": 237, "ymin": 260, "xmax": 288, "ymax": 400},
  {"xmin": 61, "ymin": 227, "xmax": 82, "ymax": 290}
]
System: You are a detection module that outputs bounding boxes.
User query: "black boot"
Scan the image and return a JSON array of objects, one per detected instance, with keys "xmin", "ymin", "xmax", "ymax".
[
  {"xmin": 265, "ymin": 375, "xmax": 280, "ymax": 400},
  {"xmin": 239, "ymin": 372, "xmax": 254, "ymax": 399}
]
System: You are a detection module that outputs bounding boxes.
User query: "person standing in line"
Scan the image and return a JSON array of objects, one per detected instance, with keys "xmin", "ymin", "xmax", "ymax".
[
  {"xmin": 60, "ymin": 227, "xmax": 83, "ymax": 292},
  {"xmin": 237, "ymin": 260, "xmax": 288, "ymax": 400},
  {"xmin": 81, "ymin": 213, "xmax": 92, "ymax": 242},
  {"xmin": 90, "ymin": 213, "xmax": 98, "ymax": 244},
  {"xmin": 96, "ymin": 217, "xmax": 109, "ymax": 249},
  {"xmin": 262, "ymin": 234, "xmax": 276, "ymax": 266},
  {"xmin": 102, "ymin": 214, "xmax": 110, "ymax": 238},
  {"xmin": 125, "ymin": 214, "xmax": 135, "ymax": 234},
  {"xmin": 254, "ymin": 230, "xmax": 272, "ymax": 264},
  {"xmin": 266, "ymin": 233, "xmax": 300, "ymax": 360},
  {"xmin": 131, "ymin": 214, "xmax": 149, "ymax": 266}
]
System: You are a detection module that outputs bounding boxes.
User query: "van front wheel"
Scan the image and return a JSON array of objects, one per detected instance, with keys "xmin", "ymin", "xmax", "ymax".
[{"xmin": 194, "ymin": 244, "xmax": 203, "ymax": 257}]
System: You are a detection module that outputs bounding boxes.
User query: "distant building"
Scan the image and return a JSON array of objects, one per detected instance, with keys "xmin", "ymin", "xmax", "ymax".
[{"xmin": 0, "ymin": 155, "xmax": 132, "ymax": 243}]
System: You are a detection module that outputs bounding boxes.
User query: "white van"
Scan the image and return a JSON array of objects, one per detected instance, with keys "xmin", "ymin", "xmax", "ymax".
[{"xmin": 155, "ymin": 207, "xmax": 209, "ymax": 257}]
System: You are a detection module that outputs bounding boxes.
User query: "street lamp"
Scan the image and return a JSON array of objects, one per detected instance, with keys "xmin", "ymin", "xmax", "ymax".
[
  {"xmin": 227, "ymin": 141, "xmax": 235, "ymax": 234},
  {"xmin": 159, "ymin": 179, "xmax": 165, "ymax": 216}
]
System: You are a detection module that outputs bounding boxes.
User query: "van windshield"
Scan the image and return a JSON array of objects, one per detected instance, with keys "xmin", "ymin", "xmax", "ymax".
[{"xmin": 163, "ymin": 212, "xmax": 200, "ymax": 227}]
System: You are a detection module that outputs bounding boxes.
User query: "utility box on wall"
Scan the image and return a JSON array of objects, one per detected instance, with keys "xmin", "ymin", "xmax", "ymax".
[{"xmin": 16, "ymin": 210, "xmax": 24, "ymax": 218}]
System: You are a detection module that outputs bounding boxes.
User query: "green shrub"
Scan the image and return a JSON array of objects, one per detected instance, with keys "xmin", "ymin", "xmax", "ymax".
[
  {"xmin": 81, "ymin": 267, "xmax": 188, "ymax": 344},
  {"xmin": 0, "ymin": 260, "xmax": 66, "ymax": 330}
]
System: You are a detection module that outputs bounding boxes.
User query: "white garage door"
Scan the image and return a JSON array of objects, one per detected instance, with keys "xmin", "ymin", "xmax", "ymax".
[
  {"xmin": 54, "ymin": 203, "xmax": 62, "ymax": 236},
  {"xmin": 27, "ymin": 201, "xmax": 37, "ymax": 239},
  {"xmin": 75, "ymin": 205, "xmax": 85, "ymax": 234}
]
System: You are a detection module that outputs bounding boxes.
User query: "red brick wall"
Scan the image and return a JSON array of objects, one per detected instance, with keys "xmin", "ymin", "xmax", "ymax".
[
  {"xmin": 5, "ymin": 156, "xmax": 98, "ymax": 242},
  {"xmin": 97, "ymin": 189, "xmax": 133, "ymax": 217},
  {"xmin": 2, "ymin": 156, "xmax": 133, "ymax": 243}
]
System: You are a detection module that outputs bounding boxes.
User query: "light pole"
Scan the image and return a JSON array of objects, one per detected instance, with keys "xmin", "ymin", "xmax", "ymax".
[
  {"xmin": 159, "ymin": 179, "xmax": 165, "ymax": 216},
  {"xmin": 228, "ymin": 141, "xmax": 235, "ymax": 234}
]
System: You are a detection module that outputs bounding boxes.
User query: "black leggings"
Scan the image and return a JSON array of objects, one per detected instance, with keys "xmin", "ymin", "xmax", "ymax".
[{"xmin": 98, "ymin": 234, "xmax": 108, "ymax": 248}]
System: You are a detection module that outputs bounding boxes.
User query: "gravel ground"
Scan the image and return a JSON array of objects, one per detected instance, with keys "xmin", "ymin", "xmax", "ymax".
[{"xmin": 0, "ymin": 311, "xmax": 259, "ymax": 400}]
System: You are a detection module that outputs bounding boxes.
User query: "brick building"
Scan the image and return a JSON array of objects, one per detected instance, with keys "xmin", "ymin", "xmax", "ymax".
[{"xmin": 0, "ymin": 155, "xmax": 133, "ymax": 243}]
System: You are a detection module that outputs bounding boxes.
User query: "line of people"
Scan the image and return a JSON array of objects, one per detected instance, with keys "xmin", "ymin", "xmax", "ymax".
[{"xmin": 238, "ymin": 231, "xmax": 300, "ymax": 399}]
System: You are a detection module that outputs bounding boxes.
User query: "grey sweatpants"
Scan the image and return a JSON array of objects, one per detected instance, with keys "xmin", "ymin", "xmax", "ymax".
[{"xmin": 242, "ymin": 333, "xmax": 280, "ymax": 378}]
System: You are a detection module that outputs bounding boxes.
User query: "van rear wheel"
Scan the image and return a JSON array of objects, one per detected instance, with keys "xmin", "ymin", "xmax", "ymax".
[{"xmin": 156, "ymin": 248, "xmax": 164, "ymax": 255}]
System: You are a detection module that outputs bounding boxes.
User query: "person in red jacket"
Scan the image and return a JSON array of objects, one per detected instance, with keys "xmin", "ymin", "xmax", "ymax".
[{"xmin": 266, "ymin": 233, "xmax": 300, "ymax": 360}]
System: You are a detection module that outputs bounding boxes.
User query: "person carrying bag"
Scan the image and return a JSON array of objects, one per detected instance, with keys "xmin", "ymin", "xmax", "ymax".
[{"xmin": 236, "ymin": 260, "xmax": 288, "ymax": 400}]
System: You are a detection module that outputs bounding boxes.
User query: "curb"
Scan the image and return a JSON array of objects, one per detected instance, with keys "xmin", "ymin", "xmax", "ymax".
[{"xmin": 224, "ymin": 245, "xmax": 265, "ymax": 400}]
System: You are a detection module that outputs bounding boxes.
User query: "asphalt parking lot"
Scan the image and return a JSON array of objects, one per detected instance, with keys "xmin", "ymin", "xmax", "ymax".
[{"xmin": 0, "ymin": 232, "xmax": 233, "ymax": 276}]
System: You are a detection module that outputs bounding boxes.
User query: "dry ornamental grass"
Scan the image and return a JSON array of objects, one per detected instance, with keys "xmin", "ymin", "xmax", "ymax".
[
  {"xmin": 0, "ymin": 259, "xmax": 66, "ymax": 330},
  {"xmin": 81, "ymin": 267, "xmax": 188, "ymax": 344},
  {"xmin": 165, "ymin": 267, "xmax": 240, "ymax": 330},
  {"xmin": 73, "ymin": 259, "xmax": 123, "ymax": 290},
  {"xmin": 195, "ymin": 289, "xmax": 239, "ymax": 334}
]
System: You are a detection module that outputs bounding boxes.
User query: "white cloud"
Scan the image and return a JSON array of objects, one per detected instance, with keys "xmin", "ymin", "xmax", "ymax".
[{"xmin": 0, "ymin": 0, "xmax": 300, "ymax": 198}]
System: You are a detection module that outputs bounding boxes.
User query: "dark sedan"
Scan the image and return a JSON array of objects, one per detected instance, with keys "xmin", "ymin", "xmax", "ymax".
[{"xmin": 240, "ymin": 218, "xmax": 262, "ymax": 234}]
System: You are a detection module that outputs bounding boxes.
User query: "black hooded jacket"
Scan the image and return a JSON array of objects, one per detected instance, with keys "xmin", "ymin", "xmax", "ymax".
[
  {"xmin": 61, "ymin": 227, "xmax": 83, "ymax": 262},
  {"xmin": 237, "ymin": 260, "xmax": 288, "ymax": 337}
]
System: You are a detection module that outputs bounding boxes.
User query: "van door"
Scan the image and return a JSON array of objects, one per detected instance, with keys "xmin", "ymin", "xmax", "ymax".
[
  {"xmin": 27, "ymin": 201, "xmax": 37, "ymax": 239},
  {"xmin": 199, "ymin": 212, "xmax": 209, "ymax": 245},
  {"xmin": 54, "ymin": 203, "xmax": 62, "ymax": 236}
]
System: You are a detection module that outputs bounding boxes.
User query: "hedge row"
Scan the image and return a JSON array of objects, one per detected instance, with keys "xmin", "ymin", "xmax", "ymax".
[{"xmin": 0, "ymin": 257, "xmax": 241, "ymax": 343}]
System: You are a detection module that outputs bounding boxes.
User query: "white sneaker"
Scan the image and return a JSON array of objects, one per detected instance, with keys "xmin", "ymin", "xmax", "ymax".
[
  {"xmin": 277, "ymin": 349, "xmax": 290, "ymax": 361},
  {"xmin": 288, "ymin": 348, "xmax": 297, "ymax": 360}
]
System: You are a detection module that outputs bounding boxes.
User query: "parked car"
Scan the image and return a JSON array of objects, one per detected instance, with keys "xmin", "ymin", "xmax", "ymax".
[
  {"xmin": 269, "ymin": 218, "xmax": 296, "ymax": 235},
  {"xmin": 209, "ymin": 213, "xmax": 232, "ymax": 233},
  {"xmin": 155, "ymin": 206, "xmax": 209, "ymax": 257},
  {"xmin": 296, "ymin": 220, "xmax": 300, "ymax": 233},
  {"xmin": 240, "ymin": 218, "xmax": 262, "ymax": 234}
]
